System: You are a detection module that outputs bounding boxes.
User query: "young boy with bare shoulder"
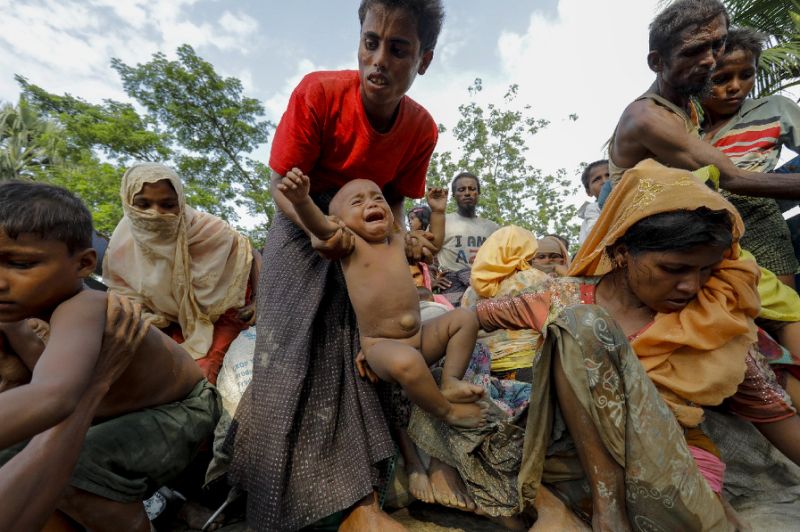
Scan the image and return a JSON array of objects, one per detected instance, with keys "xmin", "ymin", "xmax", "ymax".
[{"xmin": 0, "ymin": 181, "xmax": 220, "ymax": 532}]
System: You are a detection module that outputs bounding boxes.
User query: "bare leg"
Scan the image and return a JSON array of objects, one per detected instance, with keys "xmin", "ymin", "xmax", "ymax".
[
  {"xmin": 785, "ymin": 374, "xmax": 800, "ymax": 409},
  {"xmin": 339, "ymin": 491, "xmax": 405, "ymax": 532},
  {"xmin": 366, "ymin": 339, "xmax": 486, "ymax": 428},
  {"xmin": 59, "ymin": 487, "xmax": 150, "ymax": 532},
  {"xmin": 396, "ymin": 428, "xmax": 434, "ymax": 504},
  {"xmin": 419, "ymin": 308, "xmax": 484, "ymax": 403},
  {"xmin": 529, "ymin": 486, "xmax": 590, "ymax": 531},
  {"xmin": 553, "ymin": 353, "xmax": 631, "ymax": 532},
  {"xmin": 776, "ymin": 321, "xmax": 800, "ymax": 367},
  {"xmin": 776, "ymin": 273, "xmax": 797, "ymax": 290},
  {"xmin": 754, "ymin": 414, "xmax": 800, "ymax": 466},
  {"xmin": 42, "ymin": 512, "xmax": 81, "ymax": 531},
  {"xmin": 720, "ymin": 495, "xmax": 752, "ymax": 532},
  {"xmin": 427, "ymin": 457, "xmax": 476, "ymax": 511}
]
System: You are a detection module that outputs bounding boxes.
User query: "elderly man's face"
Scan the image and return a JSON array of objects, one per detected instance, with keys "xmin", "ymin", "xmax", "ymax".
[{"xmin": 662, "ymin": 14, "xmax": 728, "ymax": 97}]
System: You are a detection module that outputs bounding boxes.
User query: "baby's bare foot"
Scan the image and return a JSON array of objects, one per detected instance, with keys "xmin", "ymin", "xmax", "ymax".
[
  {"xmin": 407, "ymin": 465, "xmax": 435, "ymax": 504},
  {"xmin": 441, "ymin": 377, "xmax": 485, "ymax": 403},
  {"xmin": 428, "ymin": 458, "xmax": 476, "ymax": 512},
  {"xmin": 444, "ymin": 400, "xmax": 487, "ymax": 428}
]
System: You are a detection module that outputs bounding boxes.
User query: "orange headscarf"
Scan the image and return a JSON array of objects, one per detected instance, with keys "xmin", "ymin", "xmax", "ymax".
[{"xmin": 569, "ymin": 159, "xmax": 760, "ymax": 427}]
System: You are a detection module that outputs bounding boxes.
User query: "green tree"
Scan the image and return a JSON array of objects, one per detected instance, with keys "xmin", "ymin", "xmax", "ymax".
[
  {"xmin": 425, "ymin": 79, "xmax": 579, "ymax": 243},
  {"xmin": 111, "ymin": 44, "xmax": 275, "ymax": 240},
  {"xmin": 724, "ymin": 0, "xmax": 800, "ymax": 96},
  {"xmin": 0, "ymin": 97, "xmax": 65, "ymax": 180},
  {"xmin": 17, "ymin": 45, "xmax": 274, "ymax": 244}
]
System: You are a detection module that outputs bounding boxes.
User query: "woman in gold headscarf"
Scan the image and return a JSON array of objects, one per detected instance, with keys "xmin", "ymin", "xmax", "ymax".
[
  {"xmin": 103, "ymin": 163, "xmax": 259, "ymax": 384},
  {"xmin": 462, "ymin": 225, "xmax": 548, "ymax": 380},
  {"xmin": 409, "ymin": 159, "xmax": 799, "ymax": 530}
]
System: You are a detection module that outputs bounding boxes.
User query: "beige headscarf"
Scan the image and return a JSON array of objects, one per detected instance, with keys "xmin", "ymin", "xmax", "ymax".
[
  {"xmin": 532, "ymin": 236, "xmax": 570, "ymax": 275},
  {"xmin": 102, "ymin": 163, "xmax": 252, "ymax": 359}
]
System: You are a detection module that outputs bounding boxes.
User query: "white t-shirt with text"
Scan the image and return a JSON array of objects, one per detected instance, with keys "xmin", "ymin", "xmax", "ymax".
[{"xmin": 437, "ymin": 212, "xmax": 500, "ymax": 272}]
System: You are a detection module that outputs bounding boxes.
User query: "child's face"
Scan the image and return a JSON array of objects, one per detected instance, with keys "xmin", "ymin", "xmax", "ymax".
[
  {"xmin": 330, "ymin": 180, "xmax": 394, "ymax": 242},
  {"xmin": 132, "ymin": 179, "xmax": 180, "ymax": 215},
  {"xmin": 407, "ymin": 212, "xmax": 423, "ymax": 231},
  {"xmin": 358, "ymin": 4, "xmax": 432, "ymax": 120},
  {"xmin": 704, "ymin": 48, "xmax": 757, "ymax": 117},
  {"xmin": 0, "ymin": 230, "xmax": 95, "ymax": 322},
  {"xmin": 586, "ymin": 164, "xmax": 610, "ymax": 199},
  {"xmin": 532, "ymin": 252, "xmax": 565, "ymax": 267}
]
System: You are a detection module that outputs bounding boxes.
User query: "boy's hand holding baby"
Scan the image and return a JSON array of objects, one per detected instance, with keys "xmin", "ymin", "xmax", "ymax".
[{"xmin": 279, "ymin": 168, "xmax": 355, "ymax": 260}]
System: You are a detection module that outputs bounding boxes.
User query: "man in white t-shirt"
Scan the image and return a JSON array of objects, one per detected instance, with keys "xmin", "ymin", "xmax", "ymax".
[{"xmin": 436, "ymin": 172, "xmax": 499, "ymax": 304}]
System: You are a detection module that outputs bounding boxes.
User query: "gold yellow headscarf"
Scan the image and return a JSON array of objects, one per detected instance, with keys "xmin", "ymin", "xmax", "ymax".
[
  {"xmin": 471, "ymin": 226, "xmax": 538, "ymax": 298},
  {"xmin": 569, "ymin": 159, "xmax": 760, "ymax": 427},
  {"xmin": 103, "ymin": 163, "xmax": 253, "ymax": 360}
]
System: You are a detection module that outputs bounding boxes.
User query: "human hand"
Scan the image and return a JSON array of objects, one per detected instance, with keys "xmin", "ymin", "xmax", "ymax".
[
  {"xmin": 355, "ymin": 350, "xmax": 379, "ymax": 384},
  {"xmin": 0, "ymin": 332, "xmax": 31, "ymax": 392},
  {"xmin": 431, "ymin": 270, "xmax": 452, "ymax": 291},
  {"xmin": 277, "ymin": 167, "xmax": 311, "ymax": 205},
  {"xmin": 95, "ymin": 293, "xmax": 149, "ymax": 387},
  {"xmin": 405, "ymin": 230, "xmax": 436, "ymax": 263},
  {"xmin": 237, "ymin": 301, "xmax": 257, "ymax": 326},
  {"xmin": 426, "ymin": 187, "xmax": 448, "ymax": 213},
  {"xmin": 310, "ymin": 215, "xmax": 355, "ymax": 260}
]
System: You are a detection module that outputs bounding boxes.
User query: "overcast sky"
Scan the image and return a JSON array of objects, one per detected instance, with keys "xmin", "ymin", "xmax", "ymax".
[{"xmin": 6, "ymin": 0, "xmax": 787, "ymax": 214}]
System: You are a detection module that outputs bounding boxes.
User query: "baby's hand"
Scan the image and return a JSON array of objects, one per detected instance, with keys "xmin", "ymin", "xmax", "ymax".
[
  {"xmin": 277, "ymin": 167, "xmax": 311, "ymax": 204},
  {"xmin": 426, "ymin": 187, "xmax": 448, "ymax": 213}
]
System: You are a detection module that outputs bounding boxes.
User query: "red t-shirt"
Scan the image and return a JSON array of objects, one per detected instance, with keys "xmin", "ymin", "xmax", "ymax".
[{"xmin": 269, "ymin": 70, "xmax": 437, "ymax": 199}]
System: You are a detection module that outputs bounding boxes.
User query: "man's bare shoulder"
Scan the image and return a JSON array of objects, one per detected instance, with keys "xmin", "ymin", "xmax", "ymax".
[{"xmin": 618, "ymin": 98, "xmax": 685, "ymax": 137}]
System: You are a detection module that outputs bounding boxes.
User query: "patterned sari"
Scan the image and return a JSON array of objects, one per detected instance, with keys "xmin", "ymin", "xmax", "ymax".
[{"xmin": 408, "ymin": 160, "xmax": 791, "ymax": 529}]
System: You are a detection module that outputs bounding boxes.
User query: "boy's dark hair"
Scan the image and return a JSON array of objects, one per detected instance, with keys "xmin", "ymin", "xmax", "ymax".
[
  {"xmin": 358, "ymin": 0, "xmax": 445, "ymax": 52},
  {"xmin": 451, "ymin": 171, "xmax": 480, "ymax": 194},
  {"xmin": 580, "ymin": 159, "xmax": 609, "ymax": 193},
  {"xmin": 0, "ymin": 181, "xmax": 93, "ymax": 254},
  {"xmin": 649, "ymin": 0, "xmax": 729, "ymax": 57},
  {"xmin": 722, "ymin": 27, "xmax": 767, "ymax": 63},
  {"xmin": 613, "ymin": 207, "xmax": 733, "ymax": 256}
]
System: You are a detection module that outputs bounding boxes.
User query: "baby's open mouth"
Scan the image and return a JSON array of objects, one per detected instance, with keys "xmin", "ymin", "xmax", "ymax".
[{"xmin": 365, "ymin": 211, "xmax": 385, "ymax": 222}]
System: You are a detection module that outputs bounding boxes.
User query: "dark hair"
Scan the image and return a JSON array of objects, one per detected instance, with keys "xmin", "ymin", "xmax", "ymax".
[
  {"xmin": 614, "ymin": 207, "xmax": 733, "ymax": 256},
  {"xmin": 358, "ymin": 0, "xmax": 445, "ymax": 52},
  {"xmin": 649, "ymin": 0, "xmax": 729, "ymax": 57},
  {"xmin": 408, "ymin": 204, "xmax": 431, "ymax": 228},
  {"xmin": 451, "ymin": 171, "xmax": 480, "ymax": 194},
  {"xmin": 721, "ymin": 27, "xmax": 766, "ymax": 63},
  {"xmin": 0, "ymin": 181, "xmax": 93, "ymax": 254},
  {"xmin": 580, "ymin": 159, "xmax": 609, "ymax": 192}
]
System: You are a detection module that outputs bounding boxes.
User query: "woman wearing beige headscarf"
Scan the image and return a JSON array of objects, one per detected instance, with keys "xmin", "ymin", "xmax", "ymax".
[
  {"xmin": 103, "ymin": 163, "xmax": 259, "ymax": 383},
  {"xmin": 531, "ymin": 235, "xmax": 570, "ymax": 277}
]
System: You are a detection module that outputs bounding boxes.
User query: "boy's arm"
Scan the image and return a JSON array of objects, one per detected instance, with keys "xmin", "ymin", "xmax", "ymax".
[
  {"xmin": 277, "ymin": 168, "xmax": 342, "ymax": 240},
  {"xmin": 623, "ymin": 102, "xmax": 800, "ymax": 199},
  {"xmin": 0, "ymin": 293, "xmax": 146, "ymax": 532},
  {"xmin": 386, "ymin": 187, "xmax": 436, "ymax": 263},
  {"xmin": 426, "ymin": 187, "xmax": 448, "ymax": 251},
  {"xmin": 0, "ymin": 292, "xmax": 105, "ymax": 449}
]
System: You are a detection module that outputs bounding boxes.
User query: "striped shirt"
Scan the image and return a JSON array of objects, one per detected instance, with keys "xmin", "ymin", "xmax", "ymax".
[{"xmin": 707, "ymin": 95, "xmax": 800, "ymax": 172}]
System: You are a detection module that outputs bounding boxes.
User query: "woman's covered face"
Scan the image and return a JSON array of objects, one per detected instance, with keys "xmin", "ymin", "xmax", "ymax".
[
  {"xmin": 622, "ymin": 244, "xmax": 727, "ymax": 313},
  {"xmin": 132, "ymin": 179, "xmax": 180, "ymax": 215}
]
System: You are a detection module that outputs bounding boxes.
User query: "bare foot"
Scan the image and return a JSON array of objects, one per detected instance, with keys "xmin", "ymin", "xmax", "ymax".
[
  {"xmin": 529, "ymin": 486, "xmax": 589, "ymax": 531},
  {"xmin": 441, "ymin": 377, "xmax": 485, "ymax": 403},
  {"xmin": 444, "ymin": 401, "xmax": 487, "ymax": 428},
  {"xmin": 407, "ymin": 465, "xmax": 435, "ymax": 504},
  {"xmin": 176, "ymin": 500, "xmax": 224, "ymax": 531},
  {"xmin": 339, "ymin": 492, "xmax": 405, "ymax": 532},
  {"xmin": 428, "ymin": 458, "xmax": 476, "ymax": 512}
]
